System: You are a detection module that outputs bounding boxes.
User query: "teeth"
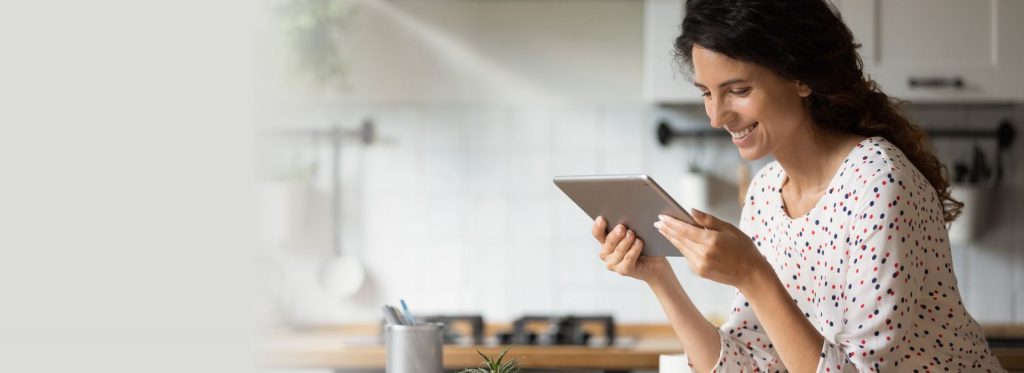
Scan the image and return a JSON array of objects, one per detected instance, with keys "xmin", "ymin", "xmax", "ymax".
[{"xmin": 729, "ymin": 124, "xmax": 758, "ymax": 139}]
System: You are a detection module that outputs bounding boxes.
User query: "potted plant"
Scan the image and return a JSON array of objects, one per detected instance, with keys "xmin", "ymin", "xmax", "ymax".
[{"xmin": 458, "ymin": 345, "xmax": 521, "ymax": 373}]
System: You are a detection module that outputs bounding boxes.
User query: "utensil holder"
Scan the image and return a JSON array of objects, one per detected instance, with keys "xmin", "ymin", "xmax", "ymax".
[
  {"xmin": 678, "ymin": 170, "xmax": 710, "ymax": 212},
  {"xmin": 949, "ymin": 184, "xmax": 985, "ymax": 245},
  {"xmin": 386, "ymin": 323, "xmax": 443, "ymax": 373}
]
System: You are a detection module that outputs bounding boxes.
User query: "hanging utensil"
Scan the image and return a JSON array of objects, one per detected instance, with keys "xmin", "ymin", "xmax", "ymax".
[
  {"xmin": 968, "ymin": 144, "xmax": 992, "ymax": 185},
  {"xmin": 318, "ymin": 124, "xmax": 365, "ymax": 298},
  {"xmin": 952, "ymin": 161, "xmax": 969, "ymax": 184}
]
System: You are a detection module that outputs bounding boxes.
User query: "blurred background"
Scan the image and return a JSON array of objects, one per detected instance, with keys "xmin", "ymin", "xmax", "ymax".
[
  {"xmin": 252, "ymin": 0, "xmax": 1024, "ymax": 372},
  {"xmin": 4, "ymin": 0, "xmax": 1019, "ymax": 372}
]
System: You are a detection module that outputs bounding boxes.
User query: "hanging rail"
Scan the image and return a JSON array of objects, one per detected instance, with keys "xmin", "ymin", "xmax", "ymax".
[
  {"xmin": 656, "ymin": 119, "xmax": 1016, "ymax": 149},
  {"xmin": 261, "ymin": 119, "xmax": 376, "ymax": 145}
]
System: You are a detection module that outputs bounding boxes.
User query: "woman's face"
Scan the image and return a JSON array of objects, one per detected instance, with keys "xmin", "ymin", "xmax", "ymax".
[{"xmin": 691, "ymin": 45, "xmax": 812, "ymax": 160}]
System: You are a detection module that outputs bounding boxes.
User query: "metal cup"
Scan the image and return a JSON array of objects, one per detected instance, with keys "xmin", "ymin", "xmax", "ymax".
[{"xmin": 385, "ymin": 322, "xmax": 443, "ymax": 373}]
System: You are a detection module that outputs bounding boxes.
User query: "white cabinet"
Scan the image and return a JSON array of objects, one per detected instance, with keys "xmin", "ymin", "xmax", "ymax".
[
  {"xmin": 835, "ymin": 0, "xmax": 1024, "ymax": 102},
  {"xmin": 643, "ymin": 0, "xmax": 702, "ymax": 104},
  {"xmin": 644, "ymin": 0, "xmax": 1024, "ymax": 104}
]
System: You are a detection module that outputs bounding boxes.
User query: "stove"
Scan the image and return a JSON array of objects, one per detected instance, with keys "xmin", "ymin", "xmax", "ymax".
[{"xmin": 497, "ymin": 314, "xmax": 616, "ymax": 347}]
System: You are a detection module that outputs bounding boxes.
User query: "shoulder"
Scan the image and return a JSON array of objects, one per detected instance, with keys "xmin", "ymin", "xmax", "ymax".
[
  {"xmin": 846, "ymin": 137, "xmax": 940, "ymax": 216},
  {"xmin": 841, "ymin": 138, "xmax": 918, "ymax": 189},
  {"xmin": 846, "ymin": 137, "xmax": 917, "ymax": 182}
]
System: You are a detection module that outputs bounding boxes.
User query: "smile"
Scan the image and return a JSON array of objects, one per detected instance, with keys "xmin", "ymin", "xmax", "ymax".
[{"xmin": 728, "ymin": 122, "xmax": 759, "ymax": 140}]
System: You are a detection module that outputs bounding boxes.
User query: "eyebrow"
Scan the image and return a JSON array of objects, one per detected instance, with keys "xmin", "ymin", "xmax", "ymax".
[{"xmin": 693, "ymin": 78, "xmax": 750, "ymax": 89}]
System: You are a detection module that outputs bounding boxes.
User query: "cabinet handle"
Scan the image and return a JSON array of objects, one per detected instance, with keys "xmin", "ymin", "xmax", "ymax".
[{"xmin": 908, "ymin": 76, "xmax": 964, "ymax": 90}]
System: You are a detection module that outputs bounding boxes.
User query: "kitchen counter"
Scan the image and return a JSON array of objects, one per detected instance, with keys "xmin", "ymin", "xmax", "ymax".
[
  {"xmin": 263, "ymin": 324, "xmax": 1024, "ymax": 371},
  {"xmin": 263, "ymin": 324, "xmax": 681, "ymax": 370}
]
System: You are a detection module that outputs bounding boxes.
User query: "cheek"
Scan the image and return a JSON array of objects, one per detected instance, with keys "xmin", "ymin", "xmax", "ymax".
[
  {"xmin": 748, "ymin": 93, "xmax": 804, "ymax": 133},
  {"xmin": 732, "ymin": 97, "xmax": 761, "ymax": 124}
]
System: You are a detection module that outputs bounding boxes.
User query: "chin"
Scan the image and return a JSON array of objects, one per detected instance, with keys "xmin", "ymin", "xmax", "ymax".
[{"xmin": 738, "ymin": 147, "xmax": 770, "ymax": 161}]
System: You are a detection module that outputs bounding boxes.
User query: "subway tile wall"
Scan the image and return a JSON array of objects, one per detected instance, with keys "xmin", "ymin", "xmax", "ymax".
[{"xmin": 256, "ymin": 103, "xmax": 1023, "ymax": 326}]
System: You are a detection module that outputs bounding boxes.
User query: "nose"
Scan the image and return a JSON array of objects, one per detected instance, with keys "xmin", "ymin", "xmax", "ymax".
[{"xmin": 705, "ymin": 97, "xmax": 734, "ymax": 129}]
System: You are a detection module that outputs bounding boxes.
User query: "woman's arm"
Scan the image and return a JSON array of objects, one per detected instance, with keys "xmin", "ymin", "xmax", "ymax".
[
  {"xmin": 736, "ymin": 260, "xmax": 825, "ymax": 373},
  {"xmin": 646, "ymin": 270, "xmax": 722, "ymax": 373}
]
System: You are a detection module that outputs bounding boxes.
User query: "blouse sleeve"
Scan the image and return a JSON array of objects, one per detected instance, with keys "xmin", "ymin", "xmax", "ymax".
[
  {"xmin": 815, "ymin": 168, "xmax": 933, "ymax": 372},
  {"xmin": 672, "ymin": 290, "xmax": 785, "ymax": 372},
  {"xmin": 709, "ymin": 291, "xmax": 786, "ymax": 372}
]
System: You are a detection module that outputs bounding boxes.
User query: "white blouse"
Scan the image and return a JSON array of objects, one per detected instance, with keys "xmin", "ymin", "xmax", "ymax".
[{"xmin": 681, "ymin": 137, "xmax": 1004, "ymax": 372}]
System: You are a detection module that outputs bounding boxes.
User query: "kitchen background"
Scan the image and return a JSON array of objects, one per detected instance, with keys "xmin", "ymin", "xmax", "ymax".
[{"xmin": 255, "ymin": 0, "xmax": 1024, "ymax": 350}]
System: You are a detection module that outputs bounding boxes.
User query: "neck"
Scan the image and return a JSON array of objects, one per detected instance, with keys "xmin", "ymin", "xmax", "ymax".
[{"xmin": 774, "ymin": 125, "xmax": 862, "ymax": 194}]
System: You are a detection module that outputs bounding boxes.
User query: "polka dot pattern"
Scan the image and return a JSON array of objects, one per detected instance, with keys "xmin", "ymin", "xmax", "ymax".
[{"xmin": 700, "ymin": 137, "xmax": 1004, "ymax": 372}]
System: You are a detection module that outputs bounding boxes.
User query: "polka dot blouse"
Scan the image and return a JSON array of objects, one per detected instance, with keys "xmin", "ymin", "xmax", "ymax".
[{"xmin": 698, "ymin": 137, "xmax": 1004, "ymax": 372}]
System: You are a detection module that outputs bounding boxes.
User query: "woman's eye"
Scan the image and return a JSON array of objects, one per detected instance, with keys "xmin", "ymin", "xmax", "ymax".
[
  {"xmin": 700, "ymin": 91, "xmax": 711, "ymax": 98},
  {"xmin": 731, "ymin": 88, "xmax": 751, "ymax": 96}
]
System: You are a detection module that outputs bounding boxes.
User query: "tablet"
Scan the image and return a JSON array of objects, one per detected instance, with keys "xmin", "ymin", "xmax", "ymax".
[{"xmin": 553, "ymin": 174, "xmax": 698, "ymax": 257}]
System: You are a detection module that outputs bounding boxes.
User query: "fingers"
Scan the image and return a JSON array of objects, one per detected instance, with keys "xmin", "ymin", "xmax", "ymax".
[
  {"xmin": 621, "ymin": 237, "xmax": 644, "ymax": 264},
  {"xmin": 605, "ymin": 229, "xmax": 635, "ymax": 268},
  {"xmin": 671, "ymin": 234, "xmax": 709, "ymax": 263},
  {"xmin": 655, "ymin": 219, "xmax": 704, "ymax": 258},
  {"xmin": 674, "ymin": 234, "xmax": 704, "ymax": 257},
  {"xmin": 591, "ymin": 216, "xmax": 607, "ymax": 243},
  {"xmin": 598, "ymin": 223, "xmax": 625, "ymax": 259},
  {"xmin": 689, "ymin": 208, "xmax": 722, "ymax": 230},
  {"xmin": 656, "ymin": 215, "xmax": 710, "ymax": 243},
  {"xmin": 614, "ymin": 229, "xmax": 635, "ymax": 255}
]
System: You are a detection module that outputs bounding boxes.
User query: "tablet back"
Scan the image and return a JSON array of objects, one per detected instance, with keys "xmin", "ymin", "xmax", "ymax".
[{"xmin": 553, "ymin": 174, "xmax": 695, "ymax": 257}]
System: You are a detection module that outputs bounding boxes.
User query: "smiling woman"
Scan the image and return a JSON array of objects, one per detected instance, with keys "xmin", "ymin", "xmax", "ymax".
[{"xmin": 590, "ymin": 0, "xmax": 1006, "ymax": 372}]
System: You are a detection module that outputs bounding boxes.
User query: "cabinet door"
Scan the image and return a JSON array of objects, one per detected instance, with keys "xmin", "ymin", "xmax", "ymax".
[
  {"xmin": 643, "ymin": 0, "xmax": 703, "ymax": 104},
  {"xmin": 836, "ymin": 0, "xmax": 1024, "ymax": 102}
]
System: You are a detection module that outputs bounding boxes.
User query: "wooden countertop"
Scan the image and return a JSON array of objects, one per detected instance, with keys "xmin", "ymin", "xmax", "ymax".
[{"xmin": 263, "ymin": 324, "xmax": 1024, "ymax": 371}]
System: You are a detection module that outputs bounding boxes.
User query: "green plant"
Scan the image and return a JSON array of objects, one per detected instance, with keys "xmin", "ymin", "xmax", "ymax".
[
  {"xmin": 269, "ymin": 0, "xmax": 358, "ymax": 91},
  {"xmin": 458, "ymin": 345, "xmax": 521, "ymax": 373}
]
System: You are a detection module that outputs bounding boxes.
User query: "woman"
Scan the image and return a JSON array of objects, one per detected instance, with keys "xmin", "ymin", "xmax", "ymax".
[{"xmin": 593, "ymin": 0, "xmax": 1004, "ymax": 372}]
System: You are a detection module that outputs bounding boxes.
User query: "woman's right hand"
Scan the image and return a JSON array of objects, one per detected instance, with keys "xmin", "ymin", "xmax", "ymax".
[{"xmin": 593, "ymin": 216, "xmax": 671, "ymax": 283}]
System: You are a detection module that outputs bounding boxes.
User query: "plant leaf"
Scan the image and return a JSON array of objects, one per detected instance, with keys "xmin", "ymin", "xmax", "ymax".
[
  {"xmin": 495, "ymin": 345, "xmax": 512, "ymax": 365},
  {"xmin": 499, "ymin": 357, "xmax": 521, "ymax": 373},
  {"xmin": 475, "ymin": 348, "xmax": 492, "ymax": 365}
]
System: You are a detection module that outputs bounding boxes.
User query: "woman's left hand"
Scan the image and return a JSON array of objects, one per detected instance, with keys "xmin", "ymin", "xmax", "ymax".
[{"xmin": 654, "ymin": 209, "xmax": 768, "ymax": 289}]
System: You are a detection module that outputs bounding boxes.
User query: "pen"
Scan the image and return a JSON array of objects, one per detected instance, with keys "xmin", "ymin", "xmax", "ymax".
[
  {"xmin": 381, "ymin": 305, "xmax": 400, "ymax": 325},
  {"xmin": 385, "ymin": 305, "xmax": 405, "ymax": 325},
  {"xmin": 400, "ymin": 299, "xmax": 416, "ymax": 325}
]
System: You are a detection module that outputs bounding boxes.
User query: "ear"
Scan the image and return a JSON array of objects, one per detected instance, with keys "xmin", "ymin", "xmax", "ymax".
[{"xmin": 795, "ymin": 81, "xmax": 812, "ymax": 97}]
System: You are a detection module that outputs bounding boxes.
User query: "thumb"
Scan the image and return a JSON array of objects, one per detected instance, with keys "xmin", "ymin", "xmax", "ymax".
[{"xmin": 690, "ymin": 208, "xmax": 723, "ymax": 230}]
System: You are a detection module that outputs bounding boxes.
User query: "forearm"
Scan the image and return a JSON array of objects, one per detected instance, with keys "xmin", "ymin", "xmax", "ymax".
[
  {"xmin": 647, "ymin": 272, "xmax": 721, "ymax": 373},
  {"xmin": 738, "ymin": 263, "xmax": 824, "ymax": 373}
]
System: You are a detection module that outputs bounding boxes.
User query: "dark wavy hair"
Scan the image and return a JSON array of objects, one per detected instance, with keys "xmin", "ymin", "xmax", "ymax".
[{"xmin": 674, "ymin": 0, "xmax": 962, "ymax": 222}]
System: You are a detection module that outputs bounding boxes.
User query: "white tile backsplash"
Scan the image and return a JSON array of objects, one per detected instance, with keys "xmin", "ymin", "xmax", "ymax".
[
  {"xmin": 552, "ymin": 110, "xmax": 603, "ymax": 151},
  {"xmin": 422, "ymin": 192, "xmax": 467, "ymax": 240},
  {"xmin": 419, "ymin": 147, "xmax": 465, "ymax": 193},
  {"xmin": 552, "ymin": 152, "xmax": 601, "ymax": 175},
  {"xmin": 463, "ymin": 152, "xmax": 508, "ymax": 191},
  {"xmin": 603, "ymin": 108, "xmax": 653, "ymax": 150},
  {"xmin": 506, "ymin": 109, "xmax": 552, "ymax": 149},
  {"xmin": 418, "ymin": 109, "xmax": 465, "ymax": 149},
  {"xmin": 462, "ymin": 109, "xmax": 509, "ymax": 151},
  {"xmin": 601, "ymin": 149, "xmax": 648, "ymax": 174},
  {"xmin": 261, "ymin": 103, "xmax": 1023, "ymax": 326}
]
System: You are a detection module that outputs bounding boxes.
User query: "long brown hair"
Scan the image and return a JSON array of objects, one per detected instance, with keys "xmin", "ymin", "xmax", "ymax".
[{"xmin": 673, "ymin": 0, "xmax": 962, "ymax": 222}]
